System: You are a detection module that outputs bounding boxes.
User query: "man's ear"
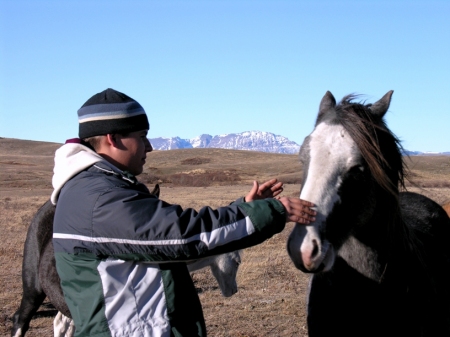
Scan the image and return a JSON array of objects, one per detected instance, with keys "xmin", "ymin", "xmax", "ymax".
[{"xmin": 105, "ymin": 134, "xmax": 117, "ymax": 147}]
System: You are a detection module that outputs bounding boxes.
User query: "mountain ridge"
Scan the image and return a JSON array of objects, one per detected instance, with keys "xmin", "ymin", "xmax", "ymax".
[
  {"xmin": 149, "ymin": 131, "xmax": 450, "ymax": 156},
  {"xmin": 150, "ymin": 131, "xmax": 301, "ymax": 154}
]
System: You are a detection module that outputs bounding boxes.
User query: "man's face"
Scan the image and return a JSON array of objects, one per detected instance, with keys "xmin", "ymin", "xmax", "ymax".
[{"xmin": 113, "ymin": 130, "xmax": 152, "ymax": 176}]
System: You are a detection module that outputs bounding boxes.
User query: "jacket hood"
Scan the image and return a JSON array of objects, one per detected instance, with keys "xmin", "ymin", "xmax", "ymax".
[{"xmin": 51, "ymin": 142, "xmax": 104, "ymax": 204}]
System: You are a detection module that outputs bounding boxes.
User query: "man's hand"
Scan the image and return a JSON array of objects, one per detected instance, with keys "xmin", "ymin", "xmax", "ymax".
[
  {"xmin": 244, "ymin": 178, "xmax": 316, "ymax": 224},
  {"xmin": 278, "ymin": 197, "xmax": 316, "ymax": 224},
  {"xmin": 245, "ymin": 178, "xmax": 283, "ymax": 202}
]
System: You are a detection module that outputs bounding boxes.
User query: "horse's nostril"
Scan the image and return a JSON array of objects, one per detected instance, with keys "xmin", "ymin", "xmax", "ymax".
[{"xmin": 311, "ymin": 239, "xmax": 319, "ymax": 258}]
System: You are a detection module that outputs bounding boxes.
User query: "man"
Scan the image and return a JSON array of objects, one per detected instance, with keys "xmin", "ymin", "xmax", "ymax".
[{"xmin": 51, "ymin": 88, "xmax": 316, "ymax": 337}]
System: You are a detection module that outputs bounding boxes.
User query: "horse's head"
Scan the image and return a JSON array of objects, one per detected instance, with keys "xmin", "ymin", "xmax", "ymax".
[
  {"xmin": 287, "ymin": 90, "xmax": 404, "ymax": 273},
  {"xmin": 187, "ymin": 250, "xmax": 242, "ymax": 297},
  {"xmin": 210, "ymin": 250, "xmax": 242, "ymax": 297}
]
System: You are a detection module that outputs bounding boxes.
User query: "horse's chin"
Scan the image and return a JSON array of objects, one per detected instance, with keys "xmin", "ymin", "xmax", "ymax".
[
  {"xmin": 221, "ymin": 289, "xmax": 238, "ymax": 297},
  {"xmin": 220, "ymin": 281, "xmax": 238, "ymax": 297}
]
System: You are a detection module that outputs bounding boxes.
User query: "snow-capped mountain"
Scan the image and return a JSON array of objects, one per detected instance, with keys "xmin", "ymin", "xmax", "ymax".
[
  {"xmin": 149, "ymin": 131, "xmax": 301, "ymax": 154},
  {"xmin": 149, "ymin": 131, "xmax": 450, "ymax": 155},
  {"xmin": 403, "ymin": 150, "xmax": 450, "ymax": 156}
]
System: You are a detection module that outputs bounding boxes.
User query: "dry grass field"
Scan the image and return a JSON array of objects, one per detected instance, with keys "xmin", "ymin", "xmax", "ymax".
[{"xmin": 1, "ymin": 137, "xmax": 450, "ymax": 337}]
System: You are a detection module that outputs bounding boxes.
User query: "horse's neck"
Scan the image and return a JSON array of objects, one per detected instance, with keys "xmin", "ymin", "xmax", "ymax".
[
  {"xmin": 187, "ymin": 255, "xmax": 215, "ymax": 272},
  {"xmin": 338, "ymin": 234, "xmax": 387, "ymax": 282},
  {"xmin": 338, "ymin": 209, "xmax": 401, "ymax": 282}
]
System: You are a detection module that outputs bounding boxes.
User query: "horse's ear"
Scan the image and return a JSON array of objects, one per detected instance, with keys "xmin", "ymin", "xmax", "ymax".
[
  {"xmin": 316, "ymin": 91, "xmax": 336, "ymax": 124},
  {"xmin": 317, "ymin": 91, "xmax": 336, "ymax": 122},
  {"xmin": 150, "ymin": 183, "xmax": 160, "ymax": 198},
  {"xmin": 319, "ymin": 91, "xmax": 336, "ymax": 113},
  {"xmin": 370, "ymin": 90, "xmax": 394, "ymax": 118}
]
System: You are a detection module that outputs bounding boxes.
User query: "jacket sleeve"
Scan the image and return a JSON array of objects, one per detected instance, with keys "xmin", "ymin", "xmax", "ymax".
[{"xmin": 54, "ymin": 185, "xmax": 286, "ymax": 262}]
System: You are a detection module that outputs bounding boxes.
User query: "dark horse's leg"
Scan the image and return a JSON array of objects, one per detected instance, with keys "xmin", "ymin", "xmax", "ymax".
[
  {"xmin": 39, "ymin": 234, "xmax": 71, "ymax": 317},
  {"xmin": 11, "ymin": 200, "xmax": 55, "ymax": 337}
]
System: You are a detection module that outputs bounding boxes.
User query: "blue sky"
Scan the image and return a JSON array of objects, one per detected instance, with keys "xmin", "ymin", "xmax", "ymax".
[{"xmin": 1, "ymin": 0, "xmax": 449, "ymax": 152}]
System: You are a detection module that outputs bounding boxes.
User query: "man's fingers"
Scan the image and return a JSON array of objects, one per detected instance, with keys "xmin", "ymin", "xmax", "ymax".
[
  {"xmin": 248, "ymin": 181, "xmax": 258, "ymax": 196},
  {"xmin": 279, "ymin": 197, "xmax": 317, "ymax": 223},
  {"xmin": 269, "ymin": 181, "xmax": 283, "ymax": 192},
  {"xmin": 272, "ymin": 189, "xmax": 283, "ymax": 198},
  {"xmin": 258, "ymin": 180, "xmax": 277, "ymax": 193},
  {"xmin": 293, "ymin": 216, "xmax": 313, "ymax": 224},
  {"xmin": 257, "ymin": 179, "xmax": 283, "ymax": 199},
  {"xmin": 291, "ymin": 200, "xmax": 316, "ymax": 215},
  {"xmin": 297, "ymin": 199, "xmax": 315, "ymax": 207},
  {"xmin": 263, "ymin": 178, "xmax": 278, "ymax": 187},
  {"xmin": 288, "ymin": 212, "xmax": 316, "ymax": 224}
]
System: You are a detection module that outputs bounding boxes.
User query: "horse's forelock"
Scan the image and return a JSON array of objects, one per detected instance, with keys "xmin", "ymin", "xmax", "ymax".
[{"xmin": 334, "ymin": 96, "xmax": 406, "ymax": 199}]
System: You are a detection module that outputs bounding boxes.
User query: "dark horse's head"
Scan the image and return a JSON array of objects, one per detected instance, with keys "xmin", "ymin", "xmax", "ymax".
[{"xmin": 287, "ymin": 91, "xmax": 406, "ymax": 274}]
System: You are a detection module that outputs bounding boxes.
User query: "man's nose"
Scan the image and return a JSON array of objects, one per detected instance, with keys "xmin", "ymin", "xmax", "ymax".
[{"xmin": 146, "ymin": 141, "xmax": 153, "ymax": 153}]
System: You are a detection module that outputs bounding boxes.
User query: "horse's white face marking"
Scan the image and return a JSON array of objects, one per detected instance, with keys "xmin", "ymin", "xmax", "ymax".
[
  {"xmin": 288, "ymin": 122, "xmax": 361, "ymax": 272},
  {"xmin": 301, "ymin": 122, "xmax": 359, "ymax": 214}
]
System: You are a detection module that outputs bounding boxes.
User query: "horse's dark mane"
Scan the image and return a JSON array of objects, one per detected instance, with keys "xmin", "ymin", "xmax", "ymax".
[
  {"xmin": 335, "ymin": 94, "xmax": 407, "ymax": 199},
  {"xmin": 335, "ymin": 95, "xmax": 425, "ymax": 271}
]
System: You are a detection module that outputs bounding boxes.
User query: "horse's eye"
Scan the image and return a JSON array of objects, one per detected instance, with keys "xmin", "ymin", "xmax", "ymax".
[
  {"xmin": 345, "ymin": 165, "xmax": 365, "ymax": 180},
  {"xmin": 349, "ymin": 165, "xmax": 364, "ymax": 173}
]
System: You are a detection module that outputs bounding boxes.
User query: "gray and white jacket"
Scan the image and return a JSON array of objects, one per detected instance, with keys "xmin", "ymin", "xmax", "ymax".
[{"xmin": 52, "ymin": 141, "xmax": 287, "ymax": 337}]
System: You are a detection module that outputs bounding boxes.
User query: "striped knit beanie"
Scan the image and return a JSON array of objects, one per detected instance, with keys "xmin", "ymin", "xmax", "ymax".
[{"xmin": 78, "ymin": 88, "xmax": 149, "ymax": 139}]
